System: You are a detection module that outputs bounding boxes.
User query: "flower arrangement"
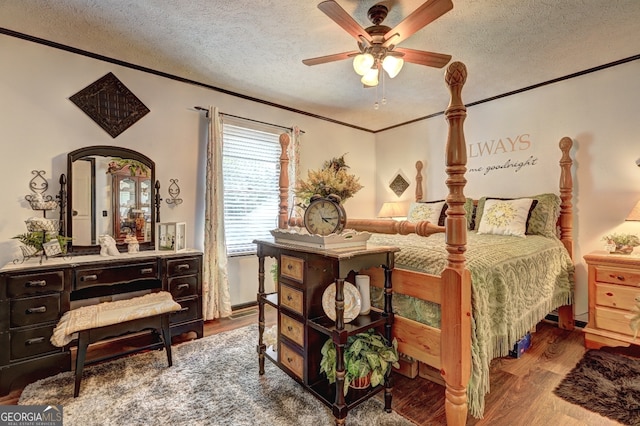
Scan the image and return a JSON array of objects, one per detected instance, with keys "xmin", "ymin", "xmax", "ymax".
[
  {"xmin": 107, "ymin": 158, "xmax": 150, "ymax": 176},
  {"xmin": 602, "ymin": 233, "xmax": 640, "ymax": 254},
  {"xmin": 296, "ymin": 154, "xmax": 363, "ymax": 204}
]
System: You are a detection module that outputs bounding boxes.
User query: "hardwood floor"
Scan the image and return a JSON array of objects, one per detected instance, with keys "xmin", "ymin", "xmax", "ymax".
[{"xmin": 0, "ymin": 308, "xmax": 629, "ymax": 426}]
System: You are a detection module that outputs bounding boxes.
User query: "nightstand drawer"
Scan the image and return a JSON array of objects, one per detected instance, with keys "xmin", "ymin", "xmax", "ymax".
[
  {"xmin": 595, "ymin": 283, "xmax": 640, "ymax": 311},
  {"xmin": 11, "ymin": 294, "xmax": 62, "ymax": 327},
  {"xmin": 280, "ymin": 313, "xmax": 304, "ymax": 347},
  {"xmin": 595, "ymin": 306, "xmax": 634, "ymax": 336},
  {"xmin": 7, "ymin": 271, "xmax": 65, "ymax": 298},
  {"xmin": 281, "ymin": 255, "xmax": 304, "ymax": 282},
  {"xmin": 280, "ymin": 342, "xmax": 303, "ymax": 380},
  {"xmin": 595, "ymin": 266, "xmax": 640, "ymax": 287},
  {"xmin": 280, "ymin": 284, "xmax": 303, "ymax": 315}
]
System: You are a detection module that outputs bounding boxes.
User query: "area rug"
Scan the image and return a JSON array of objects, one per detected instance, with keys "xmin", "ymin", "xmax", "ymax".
[
  {"xmin": 553, "ymin": 349, "xmax": 640, "ymax": 425},
  {"xmin": 19, "ymin": 326, "xmax": 415, "ymax": 426}
]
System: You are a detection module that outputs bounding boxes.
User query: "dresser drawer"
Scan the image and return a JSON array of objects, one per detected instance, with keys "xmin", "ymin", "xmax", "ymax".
[
  {"xmin": 281, "ymin": 255, "xmax": 304, "ymax": 282},
  {"xmin": 6, "ymin": 271, "xmax": 64, "ymax": 298},
  {"xmin": 10, "ymin": 294, "xmax": 61, "ymax": 328},
  {"xmin": 595, "ymin": 266, "xmax": 640, "ymax": 287},
  {"xmin": 280, "ymin": 284, "xmax": 303, "ymax": 315},
  {"xmin": 11, "ymin": 325, "xmax": 59, "ymax": 360},
  {"xmin": 75, "ymin": 262, "xmax": 158, "ymax": 290},
  {"xmin": 169, "ymin": 297, "xmax": 200, "ymax": 325},
  {"xmin": 595, "ymin": 306, "xmax": 634, "ymax": 336},
  {"xmin": 595, "ymin": 283, "xmax": 640, "ymax": 311},
  {"xmin": 168, "ymin": 275, "xmax": 198, "ymax": 299},
  {"xmin": 166, "ymin": 257, "xmax": 200, "ymax": 277},
  {"xmin": 280, "ymin": 341, "xmax": 303, "ymax": 380},
  {"xmin": 280, "ymin": 313, "xmax": 304, "ymax": 347}
]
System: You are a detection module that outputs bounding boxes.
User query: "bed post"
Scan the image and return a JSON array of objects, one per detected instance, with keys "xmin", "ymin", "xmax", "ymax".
[
  {"xmin": 415, "ymin": 160, "xmax": 424, "ymax": 201},
  {"xmin": 557, "ymin": 136, "xmax": 575, "ymax": 330},
  {"xmin": 278, "ymin": 133, "xmax": 291, "ymax": 229},
  {"xmin": 441, "ymin": 61, "xmax": 472, "ymax": 426}
]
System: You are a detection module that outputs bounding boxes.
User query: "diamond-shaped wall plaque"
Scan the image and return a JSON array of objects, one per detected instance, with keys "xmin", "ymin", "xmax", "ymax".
[
  {"xmin": 69, "ymin": 72, "xmax": 150, "ymax": 138},
  {"xmin": 389, "ymin": 174, "xmax": 410, "ymax": 197}
]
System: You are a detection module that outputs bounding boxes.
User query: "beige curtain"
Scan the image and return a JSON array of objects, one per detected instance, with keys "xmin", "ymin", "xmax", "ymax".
[{"xmin": 202, "ymin": 106, "xmax": 232, "ymax": 320}]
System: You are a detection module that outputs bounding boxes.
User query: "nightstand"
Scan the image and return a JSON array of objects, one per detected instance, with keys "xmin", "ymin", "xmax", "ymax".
[{"xmin": 583, "ymin": 251, "xmax": 640, "ymax": 349}]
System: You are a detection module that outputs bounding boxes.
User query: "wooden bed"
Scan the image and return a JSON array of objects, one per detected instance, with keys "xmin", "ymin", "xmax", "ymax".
[{"xmin": 275, "ymin": 61, "xmax": 575, "ymax": 425}]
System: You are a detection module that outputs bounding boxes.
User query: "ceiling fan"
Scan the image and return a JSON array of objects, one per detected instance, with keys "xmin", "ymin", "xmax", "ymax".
[{"xmin": 302, "ymin": 0, "xmax": 453, "ymax": 87}]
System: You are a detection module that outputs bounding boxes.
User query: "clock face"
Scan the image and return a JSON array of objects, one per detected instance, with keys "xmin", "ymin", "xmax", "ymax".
[{"xmin": 304, "ymin": 198, "xmax": 345, "ymax": 236}]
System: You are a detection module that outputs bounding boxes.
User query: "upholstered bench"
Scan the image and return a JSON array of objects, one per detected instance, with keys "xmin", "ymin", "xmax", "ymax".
[{"xmin": 51, "ymin": 291, "xmax": 181, "ymax": 397}]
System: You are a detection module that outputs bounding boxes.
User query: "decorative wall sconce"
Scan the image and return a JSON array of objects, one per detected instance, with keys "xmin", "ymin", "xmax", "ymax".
[
  {"xmin": 166, "ymin": 179, "xmax": 183, "ymax": 205},
  {"xmin": 25, "ymin": 170, "xmax": 58, "ymax": 212}
]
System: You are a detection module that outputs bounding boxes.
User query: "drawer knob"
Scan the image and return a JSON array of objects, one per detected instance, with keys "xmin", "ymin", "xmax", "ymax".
[
  {"xmin": 177, "ymin": 283, "xmax": 190, "ymax": 290},
  {"xmin": 26, "ymin": 337, "xmax": 45, "ymax": 346},
  {"xmin": 606, "ymin": 292, "xmax": 614, "ymax": 296},
  {"xmin": 81, "ymin": 274, "xmax": 98, "ymax": 282},
  {"xmin": 27, "ymin": 306, "xmax": 47, "ymax": 314},
  {"xmin": 287, "ymin": 295, "xmax": 293, "ymax": 301},
  {"xmin": 176, "ymin": 264, "xmax": 190, "ymax": 272},
  {"xmin": 287, "ymin": 326, "xmax": 293, "ymax": 332},
  {"xmin": 287, "ymin": 264, "xmax": 293, "ymax": 270},
  {"xmin": 287, "ymin": 357, "xmax": 294, "ymax": 363},
  {"xmin": 26, "ymin": 280, "xmax": 47, "ymax": 287},
  {"xmin": 610, "ymin": 274, "xmax": 625, "ymax": 281}
]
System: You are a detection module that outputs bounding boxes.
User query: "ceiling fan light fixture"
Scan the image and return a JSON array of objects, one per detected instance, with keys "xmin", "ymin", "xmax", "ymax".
[
  {"xmin": 382, "ymin": 55, "xmax": 404, "ymax": 78},
  {"xmin": 361, "ymin": 67, "xmax": 379, "ymax": 86},
  {"xmin": 353, "ymin": 53, "xmax": 374, "ymax": 76}
]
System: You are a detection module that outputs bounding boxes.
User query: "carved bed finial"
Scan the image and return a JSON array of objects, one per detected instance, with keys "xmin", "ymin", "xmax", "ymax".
[
  {"xmin": 415, "ymin": 160, "xmax": 424, "ymax": 202},
  {"xmin": 444, "ymin": 61, "xmax": 467, "ymax": 87}
]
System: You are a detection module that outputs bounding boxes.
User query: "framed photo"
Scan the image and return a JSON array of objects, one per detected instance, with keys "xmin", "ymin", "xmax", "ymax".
[{"xmin": 156, "ymin": 222, "xmax": 186, "ymax": 252}]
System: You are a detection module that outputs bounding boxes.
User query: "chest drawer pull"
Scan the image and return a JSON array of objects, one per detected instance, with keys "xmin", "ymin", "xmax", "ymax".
[
  {"xmin": 26, "ymin": 337, "xmax": 45, "ymax": 346},
  {"xmin": 81, "ymin": 275, "xmax": 98, "ymax": 282},
  {"xmin": 177, "ymin": 283, "xmax": 190, "ymax": 290},
  {"xmin": 176, "ymin": 264, "xmax": 190, "ymax": 272},
  {"xmin": 27, "ymin": 306, "xmax": 47, "ymax": 314},
  {"xmin": 140, "ymin": 268, "xmax": 154, "ymax": 274},
  {"xmin": 175, "ymin": 307, "xmax": 190, "ymax": 313},
  {"xmin": 610, "ymin": 274, "xmax": 625, "ymax": 281},
  {"xmin": 606, "ymin": 292, "xmax": 614, "ymax": 296},
  {"xmin": 26, "ymin": 280, "xmax": 47, "ymax": 287}
]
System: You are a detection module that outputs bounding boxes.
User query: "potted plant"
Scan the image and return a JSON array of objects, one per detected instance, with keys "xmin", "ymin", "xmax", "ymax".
[
  {"xmin": 319, "ymin": 328, "xmax": 400, "ymax": 395},
  {"xmin": 602, "ymin": 233, "xmax": 640, "ymax": 254}
]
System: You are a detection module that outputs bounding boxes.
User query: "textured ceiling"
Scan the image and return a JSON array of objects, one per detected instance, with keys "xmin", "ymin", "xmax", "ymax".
[{"xmin": 1, "ymin": 0, "xmax": 640, "ymax": 131}]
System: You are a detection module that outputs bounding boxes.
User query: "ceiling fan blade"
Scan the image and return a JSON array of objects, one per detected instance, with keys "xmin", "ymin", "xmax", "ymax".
[
  {"xmin": 383, "ymin": 0, "xmax": 453, "ymax": 48},
  {"xmin": 318, "ymin": 0, "xmax": 373, "ymax": 44},
  {"xmin": 394, "ymin": 47, "xmax": 451, "ymax": 68},
  {"xmin": 302, "ymin": 51, "xmax": 359, "ymax": 66}
]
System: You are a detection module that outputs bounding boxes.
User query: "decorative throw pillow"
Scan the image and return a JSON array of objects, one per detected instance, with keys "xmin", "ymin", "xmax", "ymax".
[
  {"xmin": 464, "ymin": 198, "xmax": 476, "ymax": 230},
  {"xmin": 407, "ymin": 201, "xmax": 446, "ymax": 225},
  {"xmin": 477, "ymin": 198, "xmax": 537, "ymax": 237},
  {"xmin": 475, "ymin": 194, "xmax": 560, "ymax": 238}
]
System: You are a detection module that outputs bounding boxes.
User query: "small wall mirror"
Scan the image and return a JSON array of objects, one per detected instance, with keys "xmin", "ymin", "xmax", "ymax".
[{"xmin": 66, "ymin": 146, "xmax": 156, "ymax": 254}]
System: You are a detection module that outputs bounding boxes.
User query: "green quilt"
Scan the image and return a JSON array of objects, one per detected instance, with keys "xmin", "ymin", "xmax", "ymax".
[{"xmin": 369, "ymin": 231, "xmax": 574, "ymax": 418}]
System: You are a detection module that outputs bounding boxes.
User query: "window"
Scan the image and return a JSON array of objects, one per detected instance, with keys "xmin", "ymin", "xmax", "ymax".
[{"xmin": 222, "ymin": 118, "xmax": 294, "ymax": 255}]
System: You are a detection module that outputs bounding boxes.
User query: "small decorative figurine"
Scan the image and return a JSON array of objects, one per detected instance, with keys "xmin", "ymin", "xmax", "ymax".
[
  {"xmin": 124, "ymin": 233, "xmax": 139, "ymax": 253},
  {"xmin": 99, "ymin": 235, "xmax": 119, "ymax": 256}
]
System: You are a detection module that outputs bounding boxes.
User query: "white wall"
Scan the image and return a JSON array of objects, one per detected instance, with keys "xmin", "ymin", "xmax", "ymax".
[
  {"xmin": 0, "ymin": 34, "xmax": 376, "ymax": 306},
  {"xmin": 375, "ymin": 60, "xmax": 640, "ymax": 318}
]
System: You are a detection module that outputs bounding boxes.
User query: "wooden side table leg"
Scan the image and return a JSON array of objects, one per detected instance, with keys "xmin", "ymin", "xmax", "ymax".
[{"xmin": 257, "ymin": 253, "xmax": 266, "ymax": 375}]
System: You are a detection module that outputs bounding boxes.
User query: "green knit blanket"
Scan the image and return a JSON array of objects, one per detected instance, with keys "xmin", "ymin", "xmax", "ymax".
[{"xmin": 369, "ymin": 232, "xmax": 574, "ymax": 418}]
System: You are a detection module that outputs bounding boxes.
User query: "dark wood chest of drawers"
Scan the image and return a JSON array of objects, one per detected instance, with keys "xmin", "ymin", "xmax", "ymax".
[{"xmin": 0, "ymin": 251, "xmax": 203, "ymax": 395}]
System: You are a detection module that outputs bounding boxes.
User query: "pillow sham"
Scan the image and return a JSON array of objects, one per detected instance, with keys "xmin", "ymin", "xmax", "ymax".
[
  {"xmin": 477, "ymin": 198, "xmax": 538, "ymax": 237},
  {"xmin": 464, "ymin": 198, "xmax": 476, "ymax": 230},
  {"xmin": 407, "ymin": 200, "xmax": 446, "ymax": 226},
  {"xmin": 474, "ymin": 193, "xmax": 561, "ymax": 238}
]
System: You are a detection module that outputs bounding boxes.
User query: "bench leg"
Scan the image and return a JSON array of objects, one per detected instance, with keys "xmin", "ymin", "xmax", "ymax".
[
  {"xmin": 75, "ymin": 331, "xmax": 90, "ymax": 397},
  {"xmin": 161, "ymin": 314, "xmax": 173, "ymax": 367}
]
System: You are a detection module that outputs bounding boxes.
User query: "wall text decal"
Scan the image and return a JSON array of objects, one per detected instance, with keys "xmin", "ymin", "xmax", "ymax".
[{"xmin": 468, "ymin": 134, "xmax": 531, "ymax": 158}]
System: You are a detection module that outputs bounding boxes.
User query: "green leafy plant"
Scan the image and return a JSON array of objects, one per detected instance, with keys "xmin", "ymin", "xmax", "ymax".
[
  {"xmin": 13, "ymin": 232, "xmax": 71, "ymax": 254},
  {"xmin": 602, "ymin": 233, "xmax": 640, "ymax": 254},
  {"xmin": 319, "ymin": 328, "xmax": 399, "ymax": 395},
  {"xmin": 107, "ymin": 158, "xmax": 150, "ymax": 177}
]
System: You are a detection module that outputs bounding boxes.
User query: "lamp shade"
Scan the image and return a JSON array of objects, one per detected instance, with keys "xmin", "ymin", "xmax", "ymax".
[
  {"xmin": 382, "ymin": 55, "xmax": 404, "ymax": 78},
  {"xmin": 353, "ymin": 53, "xmax": 374, "ymax": 76},
  {"xmin": 627, "ymin": 200, "xmax": 640, "ymax": 221},
  {"xmin": 377, "ymin": 202, "xmax": 407, "ymax": 218},
  {"xmin": 361, "ymin": 67, "xmax": 379, "ymax": 87}
]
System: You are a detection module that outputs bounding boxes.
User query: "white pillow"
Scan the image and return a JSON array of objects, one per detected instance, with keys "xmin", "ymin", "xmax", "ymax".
[
  {"xmin": 477, "ymin": 198, "xmax": 535, "ymax": 237},
  {"xmin": 407, "ymin": 201, "xmax": 446, "ymax": 224}
]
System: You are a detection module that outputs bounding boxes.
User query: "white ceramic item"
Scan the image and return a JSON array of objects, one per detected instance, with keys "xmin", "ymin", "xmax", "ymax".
[{"xmin": 322, "ymin": 281, "xmax": 361, "ymax": 323}]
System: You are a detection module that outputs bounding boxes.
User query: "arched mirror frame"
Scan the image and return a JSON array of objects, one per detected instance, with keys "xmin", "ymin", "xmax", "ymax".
[{"xmin": 65, "ymin": 145, "xmax": 157, "ymax": 254}]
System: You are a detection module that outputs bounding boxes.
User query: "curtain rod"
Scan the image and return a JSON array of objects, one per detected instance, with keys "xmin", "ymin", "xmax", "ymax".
[{"xmin": 193, "ymin": 106, "xmax": 305, "ymax": 134}]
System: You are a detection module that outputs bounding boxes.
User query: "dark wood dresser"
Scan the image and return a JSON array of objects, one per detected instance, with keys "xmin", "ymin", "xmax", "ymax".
[
  {"xmin": 0, "ymin": 250, "xmax": 203, "ymax": 395},
  {"xmin": 254, "ymin": 240, "xmax": 398, "ymax": 425}
]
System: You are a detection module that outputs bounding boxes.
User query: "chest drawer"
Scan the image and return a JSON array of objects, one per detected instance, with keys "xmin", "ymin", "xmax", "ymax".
[
  {"xmin": 595, "ymin": 283, "xmax": 640, "ymax": 311},
  {"xmin": 10, "ymin": 294, "xmax": 61, "ymax": 327},
  {"xmin": 281, "ymin": 255, "xmax": 304, "ymax": 282},
  {"xmin": 11, "ymin": 324, "xmax": 59, "ymax": 360},
  {"xmin": 168, "ymin": 275, "xmax": 198, "ymax": 299},
  {"xmin": 75, "ymin": 262, "xmax": 158, "ymax": 290},
  {"xmin": 280, "ymin": 284, "xmax": 303, "ymax": 315},
  {"xmin": 595, "ymin": 266, "xmax": 640, "ymax": 287},
  {"xmin": 166, "ymin": 257, "xmax": 200, "ymax": 277},
  {"xmin": 169, "ymin": 297, "xmax": 201, "ymax": 325},
  {"xmin": 595, "ymin": 306, "xmax": 634, "ymax": 336},
  {"xmin": 280, "ymin": 341, "xmax": 303, "ymax": 380},
  {"xmin": 280, "ymin": 312, "xmax": 304, "ymax": 347},
  {"xmin": 6, "ymin": 271, "xmax": 64, "ymax": 298}
]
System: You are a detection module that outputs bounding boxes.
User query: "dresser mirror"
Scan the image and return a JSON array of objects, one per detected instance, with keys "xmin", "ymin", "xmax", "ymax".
[{"xmin": 66, "ymin": 146, "xmax": 157, "ymax": 254}]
